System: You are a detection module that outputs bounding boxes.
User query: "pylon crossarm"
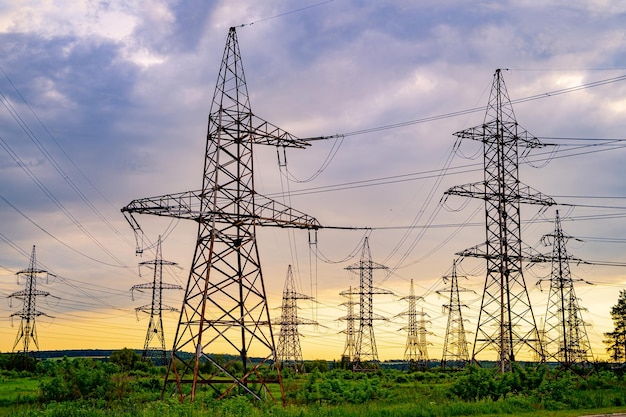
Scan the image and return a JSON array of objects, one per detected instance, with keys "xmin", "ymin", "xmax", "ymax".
[
  {"xmin": 122, "ymin": 190, "xmax": 203, "ymax": 220},
  {"xmin": 250, "ymin": 115, "xmax": 310, "ymax": 149},
  {"xmin": 445, "ymin": 182, "xmax": 556, "ymax": 206},
  {"xmin": 254, "ymin": 194, "xmax": 320, "ymax": 229},
  {"xmin": 122, "ymin": 190, "xmax": 320, "ymax": 230}
]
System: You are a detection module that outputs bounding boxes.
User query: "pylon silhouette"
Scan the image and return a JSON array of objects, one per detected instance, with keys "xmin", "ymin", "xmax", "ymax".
[
  {"xmin": 438, "ymin": 260, "xmax": 470, "ymax": 369},
  {"xmin": 339, "ymin": 286, "xmax": 358, "ymax": 367},
  {"xmin": 131, "ymin": 236, "xmax": 182, "ymax": 366},
  {"xmin": 122, "ymin": 27, "xmax": 319, "ymax": 402},
  {"xmin": 416, "ymin": 307, "xmax": 432, "ymax": 370},
  {"xmin": 275, "ymin": 265, "xmax": 317, "ymax": 373},
  {"xmin": 445, "ymin": 69, "xmax": 555, "ymax": 372},
  {"xmin": 398, "ymin": 279, "xmax": 422, "ymax": 370},
  {"xmin": 538, "ymin": 210, "xmax": 593, "ymax": 367},
  {"xmin": 345, "ymin": 237, "xmax": 392, "ymax": 370},
  {"xmin": 8, "ymin": 245, "xmax": 55, "ymax": 361}
]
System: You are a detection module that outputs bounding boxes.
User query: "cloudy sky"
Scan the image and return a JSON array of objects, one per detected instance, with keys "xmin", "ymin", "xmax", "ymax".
[{"xmin": 1, "ymin": 0, "xmax": 626, "ymax": 362}]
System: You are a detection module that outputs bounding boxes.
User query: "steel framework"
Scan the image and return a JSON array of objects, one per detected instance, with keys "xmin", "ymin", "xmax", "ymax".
[
  {"xmin": 122, "ymin": 27, "xmax": 319, "ymax": 402},
  {"xmin": 345, "ymin": 237, "xmax": 391, "ymax": 370},
  {"xmin": 131, "ymin": 236, "xmax": 182, "ymax": 366},
  {"xmin": 444, "ymin": 69, "xmax": 554, "ymax": 372},
  {"xmin": 416, "ymin": 308, "xmax": 432, "ymax": 370},
  {"xmin": 339, "ymin": 286, "xmax": 358, "ymax": 367},
  {"xmin": 275, "ymin": 265, "xmax": 316, "ymax": 373},
  {"xmin": 539, "ymin": 210, "xmax": 593, "ymax": 367},
  {"xmin": 9, "ymin": 245, "xmax": 54, "ymax": 358},
  {"xmin": 438, "ymin": 260, "xmax": 470, "ymax": 369},
  {"xmin": 399, "ymin": 279, "xmax": 422, "ymax": 370}
]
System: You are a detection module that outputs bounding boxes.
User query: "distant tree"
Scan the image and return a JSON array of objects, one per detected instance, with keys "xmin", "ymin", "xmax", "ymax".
[
  {"xmin": 604, "ymin": 289, "xmax": 626, "ymax": 362},
  {"xmin": 109, "ymin": 348, "xmax": 140, "ymax": 372}
]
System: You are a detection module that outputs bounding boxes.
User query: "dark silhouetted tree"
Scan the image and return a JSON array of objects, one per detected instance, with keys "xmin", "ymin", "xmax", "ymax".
[{"xmin": 604, "ymin": 289, "xmax": 626, "ymax": 362}]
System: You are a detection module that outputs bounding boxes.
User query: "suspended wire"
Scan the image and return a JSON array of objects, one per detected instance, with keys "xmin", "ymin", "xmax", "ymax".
[
  {"xmin": 267, "ymin": 138, "xmax": 626, "ymax": 200},
  {"xmin": 0, "ymin": 193, "xmax": 132, "ymax": 268},
  {"xmin": 0, "ymin": 67, "xmax": 134, "ymax": 251},
  {"xmin": 281, "ymin": 135, "xmax": 345, "ymax": 183},
  {"xmin": 303, "ymin": 74, "xmax": 626, "ymax": 141},
  {"xmin": 237, "ymin": 0, "xmax": 335, "ymax": 27}
]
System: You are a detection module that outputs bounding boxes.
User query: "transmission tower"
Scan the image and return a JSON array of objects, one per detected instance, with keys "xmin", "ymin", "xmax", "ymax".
[
  {"xmin": 538, "ymin": 210, "xmax": 593, "ymax": 367},
  {"xmin": 345, "ymin": 237, "xmax": 392, "ymax": 370},
  {"xmin": 275, "ymin": 265, "xmax": 317, "ymax": 373},
  {"xmin": 398, "ymin": 279, "xmax": 422, "ymax": 370},
  {"xmin": 444, "ymin": 69, "xmax": 555, "ymax": 372},
  {"xmin": 339, "ymin": 286, "xmax": 358, "ymax": 368},
  {"xmin": 8, "ymin": 245, "xmax": 54, "ymax": 360},
  {"xmin": 438, "ymin": 260, "xmax": 470, "ymax": 369},
  {"xmin": 416, "ymin": 308, "xmax": 433, "ymax": 370},
  {"xmin": 130, "ymin": 236, "xmax": 182, "ymax": 366},
  {"xmin": 122, "ymin": 27, "xmax": 319, "ymax": 402}
]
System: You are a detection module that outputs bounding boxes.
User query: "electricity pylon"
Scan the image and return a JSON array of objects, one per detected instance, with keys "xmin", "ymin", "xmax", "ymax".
[
  {"xmin": 122, "ymin": 27, "xmax": 320, "ymax": 402},
  {"xmin": 8, "ymin": 245, "xmax": 54, "ymax": 360},
  {"xmin": 398, "ymin": 279, "xmax": 422, "ymax": 370},
  {"xmin": 416, "ymin": 308, "xmax": 433, "ymax": 370},
  {"xmin": 131, "ymin": 236, "xmax": 182, "ymax": 366},
  {"xmin": 444, "ymin": 69, "xmax": 555, "ymax": 372},
  {"xmin": 345, "ymin": 237, "xmax": 392, "ymax": 370},
  {"xmin": 275, "ymin": 265, "xmax": 317, "ymax": 373},
  {"xmin": 438, "ymin": 260, "xmax": 470, "ymax": 369},
  {"xmin": 339, "ymin": 286, "xmax": 358, "ymax": 367},
  {"xmin": 538, "ymin": 210, "xmax": 593, "ymax": 367}
]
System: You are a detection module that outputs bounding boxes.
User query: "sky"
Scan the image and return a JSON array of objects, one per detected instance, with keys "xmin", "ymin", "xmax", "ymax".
[{"xmin": 1, "ymin": 0, "xmax": 626, "ymax": 362}]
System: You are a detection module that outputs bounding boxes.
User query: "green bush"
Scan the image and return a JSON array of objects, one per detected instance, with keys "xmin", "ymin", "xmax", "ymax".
[{"xmin": 39, "ymin": 358, "xmax": 117, "ymax": 403}]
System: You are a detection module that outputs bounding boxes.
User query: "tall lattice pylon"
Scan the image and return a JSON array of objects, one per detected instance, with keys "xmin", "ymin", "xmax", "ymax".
[
  {"xmin": 122, "ymin": 27, "xmax": 320, "ymax": 402},
  {"xmin": 339, "ymin": 286, "xmax": 358, "ymax": 367},
  {"xmin": 416, "ymin": 308, "xmax": 433, "ymax": 370},
  {"xmin": 538, "ymin": 210, "xmax": 593, "ymax": 367},
  {"xmin": 399, "ymin": 279, "xmax": 422, "ymax": 370},
  {"xmin": 275, "ymin": 265, "xmax": 317, "ymax": 373},
  {"xmin": 8, "ymin": 245, "xmax": 54, "ymax": 359},
  {"xmin": 131, "ymin": 236, "xmax": 182, "ymax": 366},
  {"xmin": 438, "ymin": 260, "xmax": 470, "ymax": 369},
  {"xmin": 345, "ymin": 237, "xmax": 392, "ymax": 370},
  {"xmin": 444, "ymin": 69, "xmax": 555, "ymax": 372}
]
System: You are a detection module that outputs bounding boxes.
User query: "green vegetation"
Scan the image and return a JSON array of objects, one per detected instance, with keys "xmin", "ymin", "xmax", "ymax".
[
  {"xmin": 605, "ymin": 289, "xmax": 626, "ymax": 362},
  {"xmin": 0, "ymin": 351, "xmax": 625, "ymax": 417}
]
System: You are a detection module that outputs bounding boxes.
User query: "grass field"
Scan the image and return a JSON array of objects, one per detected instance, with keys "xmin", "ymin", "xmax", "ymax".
[{"xmin": 0, "ymin": 355, "xmax": 625, "ymax": 417}]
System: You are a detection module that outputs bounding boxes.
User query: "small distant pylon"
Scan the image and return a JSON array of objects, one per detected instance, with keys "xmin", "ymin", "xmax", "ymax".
[
  {"xmin": 538, "ymin": 210, "xmax": 593, "ymax": 367},
  {"xmin": 416, "ymin": 308, "xmax": 433, "ymax": 370},
  {"xmin": 131, "ymin": 236, "xmax": 182, "ymax": 366},
  {"xmin": 345, "ymin": 237, "xmax": 392, "ymax": 371},
  {"xmin": 8, "ymin": 245, "xmax": 55, "ymax": 361},
  {"xmin": 398, "ymin": 279, "xmax": 422, "ymax": 370},
  {"xmin": 339, "ymin": 286, "xmax": 358, "ymax": 368},
  {"xmin": 275, "ymin": 265, "xmax": 317, "ymax": 373},
  {"xmin": 437, "ymin": 260, "xmax": 470, "ymax": 369}
]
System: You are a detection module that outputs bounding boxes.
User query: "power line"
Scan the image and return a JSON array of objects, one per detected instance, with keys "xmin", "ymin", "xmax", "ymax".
[{"xmin": 303, "ymin": 74, "xmax": 626, "ymax": 141}]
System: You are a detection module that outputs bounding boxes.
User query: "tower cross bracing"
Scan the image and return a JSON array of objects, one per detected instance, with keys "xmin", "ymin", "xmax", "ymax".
[
  {"xmin": 122, "ymin": 27, "xmax": 319, "ymax": 402},
  {"xmin": 444, "ymin": 69, "xmax": 555, "ymax": 372}
]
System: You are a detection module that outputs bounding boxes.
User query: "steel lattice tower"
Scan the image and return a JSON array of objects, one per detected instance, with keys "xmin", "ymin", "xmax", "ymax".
[
  {"xmin": 539, "ymin": 210, "xmax": 593, "ymax": 367},
  {"xmin": 445, "ymin": 69, "xmax": 554, "ymax": 372},
  {"xmin": 122, "ymin": 27, "xmax": 319, "ymax": 402},
  {"xmin": 9, "ymin": 245, "xmax": 54, "ymax": 358},
  {"xmin": 438, "ymin": 260, "xmax": 470, "ymax": 369},
  {"xmin": 339, "ymin": 286, "xmax": 358, "ymax": 367},
  {"xmin": 131, "ymin": 236, "xmax": 182, "ymax": 366},
  {"xmin": 345, "ymin": 237, "xmax": 391, "ymax": 370},
  {"xmin": 399, "ymin": 279, "xmax": 422, "ymax": 370},
  {"xmin": 275, "ymin": 265, "xmax": 316, "ymax": 373},
  {"xmin": 416, "ymin": 308, "xmax": 432, "ymax": 370}
]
